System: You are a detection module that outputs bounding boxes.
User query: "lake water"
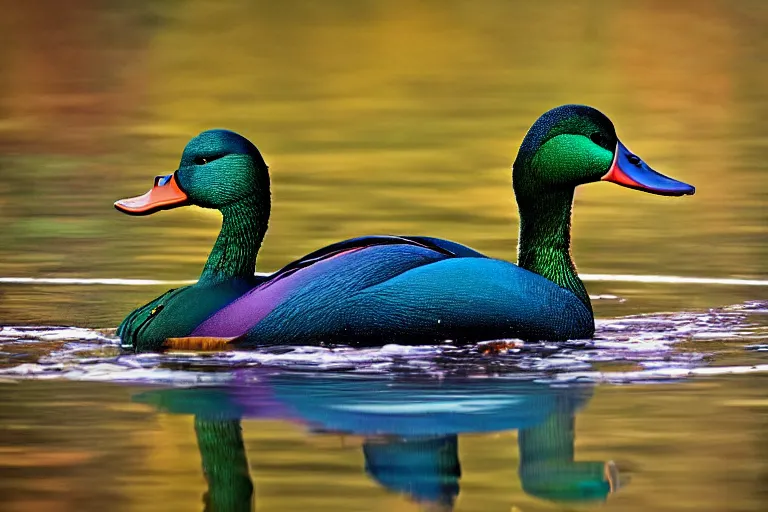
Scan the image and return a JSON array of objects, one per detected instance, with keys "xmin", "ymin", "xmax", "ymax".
[{"xmin": 1, "ymin": 1, "xmax": 767, "ymax": 510}]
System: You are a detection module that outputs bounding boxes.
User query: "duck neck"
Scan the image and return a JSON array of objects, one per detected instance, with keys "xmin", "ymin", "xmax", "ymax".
[
  {"xmin": 516, "ymin": 188, "xmax": 591, "ymax": 312},
  {"xmin": 200, "ymin": 196, "xmax": 268, "ymax": 284}
]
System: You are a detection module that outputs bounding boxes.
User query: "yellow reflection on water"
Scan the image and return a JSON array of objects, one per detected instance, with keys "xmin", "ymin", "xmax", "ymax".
[
  {"xmin": 0, "ymin": 0, "xmax": 765, "ymax": 322},
  {"xmin": 2, "ymin": 377, "xmax": 768, "ymax": 511},
  {"xmin": 1, "ymin": 3, "xmax": 767, "ymax": 512}
]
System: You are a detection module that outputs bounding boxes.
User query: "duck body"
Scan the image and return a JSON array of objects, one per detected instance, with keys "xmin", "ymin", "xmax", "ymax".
[
  {"xmin": 115, "ymin": 106, "xmax": 693, "ymax": 352},
  {"xmin": 202, "ymin": 236, "xmax": 593, "ymax": 348},
  {"xmin": 119, "ymin": 235, "xmax": 591, "ymax": 351}
]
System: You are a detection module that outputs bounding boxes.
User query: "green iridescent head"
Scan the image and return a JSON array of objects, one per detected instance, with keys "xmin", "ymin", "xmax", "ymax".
[
  {"xmin": 114, "ymin": 129, "xmax": 270, "ymax": 214},
  {"xmin": 513, "ymin": 104, "xmax": 695, "ymax": 197}
]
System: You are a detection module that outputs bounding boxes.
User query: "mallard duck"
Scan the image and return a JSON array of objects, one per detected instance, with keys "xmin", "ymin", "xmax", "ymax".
[{"xmin": 115, "ymin": 104, "xmax": 694, "ymax": 352}]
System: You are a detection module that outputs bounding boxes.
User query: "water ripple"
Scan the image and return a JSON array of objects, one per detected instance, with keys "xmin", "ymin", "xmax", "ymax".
[{"xmin": 0, "ymin": 301, "xmax": 765, "ymax": 385}]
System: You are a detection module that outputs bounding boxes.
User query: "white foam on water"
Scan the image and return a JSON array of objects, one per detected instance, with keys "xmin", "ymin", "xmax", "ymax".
[
  {"xmin": 1, "ymin": 362, "xmax": 234, "ymax": 385},
  {"xmin": 0, "ymin": 326, "xmax": 117, "ymax": 343},
  {"xmin": 0, "ymin": 301, "xmax": 765, "ymax": 385},
  {"xmin": 551, "ymin": 364, "xmax": 768, "ymax": 384}
]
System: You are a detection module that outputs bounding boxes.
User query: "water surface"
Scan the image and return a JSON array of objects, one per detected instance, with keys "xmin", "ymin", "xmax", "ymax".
[{"xmin": 1, "ymin": 1, "xmax": 767, "ymax": 510}]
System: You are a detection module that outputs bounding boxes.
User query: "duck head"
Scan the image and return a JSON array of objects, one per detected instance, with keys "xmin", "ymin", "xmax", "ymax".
[
  {"xmin": 115, "ymin": 129, "xmax": 270, "ymax": 215},
  {"xmin": 116, "ymin": 129, "xmax": 270, "ymax": 287},
  {"xmin": 513, "ymin": 105, "xmax": 694, "ymax": 314},
  {"xmin": 513, "ymin": 104, "xmax": 695, "ymax": 196}
]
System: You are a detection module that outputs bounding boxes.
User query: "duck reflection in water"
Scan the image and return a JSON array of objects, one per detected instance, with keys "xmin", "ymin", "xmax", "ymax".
[{"xmin": 135, "ymin": 375, "xmax": 621, "ymax": 511}]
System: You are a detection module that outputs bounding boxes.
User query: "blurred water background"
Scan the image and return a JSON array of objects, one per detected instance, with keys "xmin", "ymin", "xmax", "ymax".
[{"xmin": 0, "ymin": 1, "xmax": 767, "ymax": 511}]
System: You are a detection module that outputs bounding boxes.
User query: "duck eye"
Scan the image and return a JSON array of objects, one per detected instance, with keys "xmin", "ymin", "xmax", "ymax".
[
  {"xmin": 589, "ymin": 132, "xmax": 604, "ymax": 145},
  {"xmin": 194, "ymin": 156, "xmax": 209, "ymax": 165}
]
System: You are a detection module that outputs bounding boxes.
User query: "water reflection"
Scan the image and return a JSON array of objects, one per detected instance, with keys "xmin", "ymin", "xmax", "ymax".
[{"xmin": 135, "ymin": 375, "xmax": 619, "ymax": 510}]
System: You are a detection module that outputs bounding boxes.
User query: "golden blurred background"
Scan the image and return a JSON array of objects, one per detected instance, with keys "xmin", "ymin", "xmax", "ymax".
[
  {"xmin": 0, "ymin": 2, "xmax": 767, "ymax": 511},
  {"xmin": 0, "ymin": 0, "xmax": 766, "ymax": 326}
]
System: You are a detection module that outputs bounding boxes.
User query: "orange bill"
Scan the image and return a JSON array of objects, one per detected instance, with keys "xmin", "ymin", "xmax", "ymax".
[{"xmin": 114, "ymin": 173, "xmax": 189, "ymax": 215}]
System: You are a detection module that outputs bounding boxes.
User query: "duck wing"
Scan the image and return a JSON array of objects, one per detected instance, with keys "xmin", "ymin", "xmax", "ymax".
[{"xmin": 266, "ymin": 235, "xmax": 486, "ymax": 281}]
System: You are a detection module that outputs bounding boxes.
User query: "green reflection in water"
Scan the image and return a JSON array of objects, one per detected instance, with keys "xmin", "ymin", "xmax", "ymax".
[{"xmin": 1, "ymin": 377, "xmax": 767, "ymax": 511}]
